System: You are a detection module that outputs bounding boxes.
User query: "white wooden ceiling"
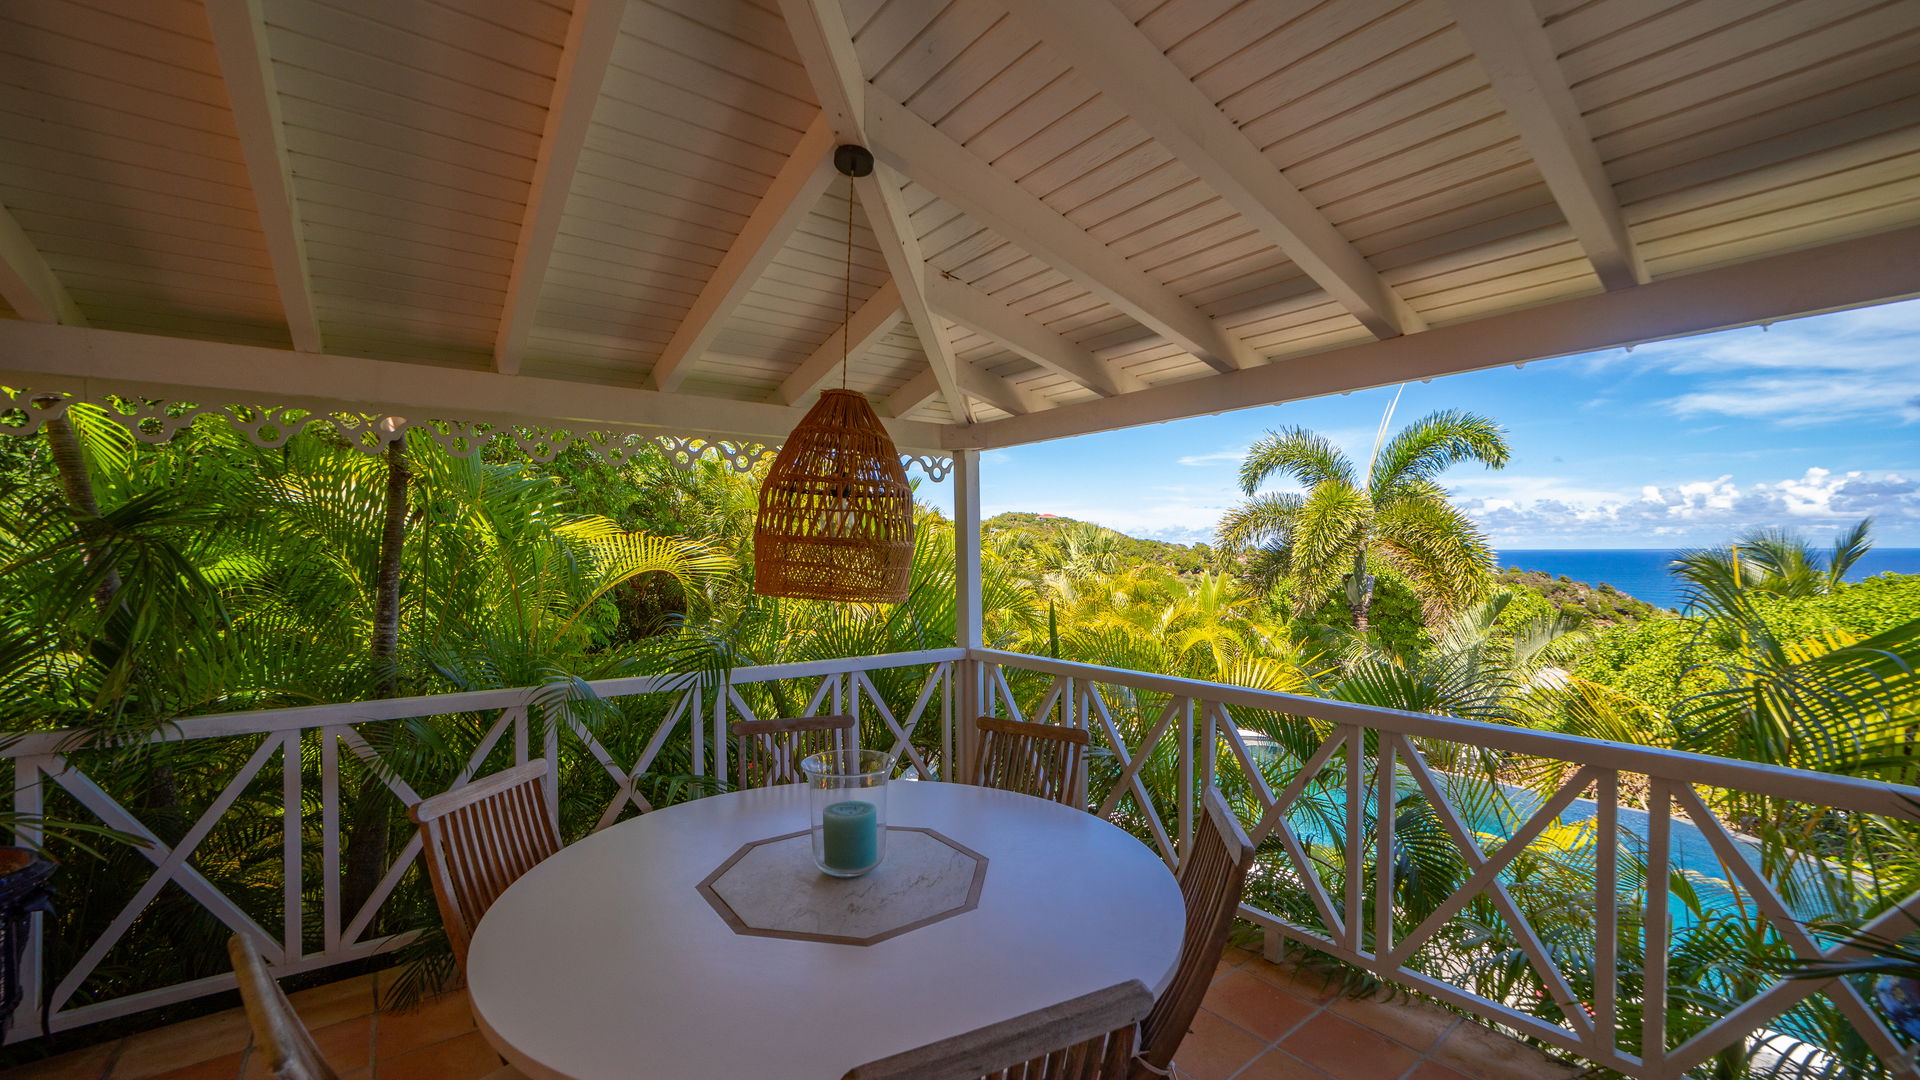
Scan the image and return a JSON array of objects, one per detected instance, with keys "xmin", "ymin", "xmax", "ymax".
[{"xmin": 1, "ymin": 0, "xmax": 1917, "ymax": 450}]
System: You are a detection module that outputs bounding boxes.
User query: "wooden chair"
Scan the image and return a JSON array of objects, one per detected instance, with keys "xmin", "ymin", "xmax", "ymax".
[
  {"xmin": 230, "ymin": 934, "xmax": 526, "ymax": 1079},
  {"xmin": 844, "ymin": 980, "xmax": 1153, "ymax": 1080},
  {"xmin": 731, "ymin": 714, "xmax": 857, "ymax": 787},
  {"xmin": 1132, "ymin": 788, "xmax": 1256, "ymax": 1079},
  {"xmin": 410, "ymin": 759, "xmax": 562, "ymax": 968},
  {"xmin": 972, "ymin": 715, "xmax": 1090, "ymax": 807}
]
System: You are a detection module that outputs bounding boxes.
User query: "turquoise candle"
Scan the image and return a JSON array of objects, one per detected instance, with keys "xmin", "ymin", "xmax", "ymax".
[{"xmin": 820, "ymin": 800, "xmax": 878, "ymax": 873}]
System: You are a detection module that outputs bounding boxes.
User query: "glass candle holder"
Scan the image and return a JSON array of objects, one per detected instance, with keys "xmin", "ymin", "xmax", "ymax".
[{"xmin": 799, "ymin": 749, "xmax": 893, "ymax": 878}]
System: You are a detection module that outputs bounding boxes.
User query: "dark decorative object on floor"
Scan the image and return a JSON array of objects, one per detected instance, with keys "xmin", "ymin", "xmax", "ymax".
[{"xmin": 0, "ymin": 848, "xmax": 55, "ymax": 1038}]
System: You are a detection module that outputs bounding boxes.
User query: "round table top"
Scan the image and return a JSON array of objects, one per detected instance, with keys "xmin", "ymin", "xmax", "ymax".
[{"xmin": 465, "ymin": 781, "xmax": 1185, "ymax": 1080}]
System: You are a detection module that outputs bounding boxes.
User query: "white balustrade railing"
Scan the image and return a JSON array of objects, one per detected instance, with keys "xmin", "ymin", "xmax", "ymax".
[{"xmin": 9, "ymin": 647, "xmax": 1920, "ymax": 1078}]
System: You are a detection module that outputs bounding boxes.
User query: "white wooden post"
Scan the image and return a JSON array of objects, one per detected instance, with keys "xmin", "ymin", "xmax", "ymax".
[
  {"xmin": 953, "ymin": 448, "xmax": 983, "ymax": 780},
  {"xmin": 9, "ymin": 759, "xmax": 44, "ymax": 1041}
]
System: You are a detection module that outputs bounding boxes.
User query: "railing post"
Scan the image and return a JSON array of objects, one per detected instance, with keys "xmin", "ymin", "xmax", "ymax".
[
  {"xmin": 953, "ymin": 447, "xmax": 983, "ymax": 781},
  {"xmin": 9, "ymin": 758, "xmax": 45, "ymax": 1041}
]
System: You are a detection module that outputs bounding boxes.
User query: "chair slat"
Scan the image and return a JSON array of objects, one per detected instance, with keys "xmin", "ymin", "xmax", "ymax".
[
  {"xmin": 972, "ymin": 716, "xmax": 1089, "ymax": 808},
  {"xmin": 410, "ymin": 759, "xmax": 562, "ymax": 968},
  {"xmin": 730, "ymin": 715, "xmax": 857, "ymax": 787},
  {"xmin": 844, "ymin": 980, "xmax": 1151, "ymax": 1080}
]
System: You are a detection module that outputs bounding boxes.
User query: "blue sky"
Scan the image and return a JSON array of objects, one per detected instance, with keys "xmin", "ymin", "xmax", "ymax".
[{"xmin": 946, "ymin": 296, "xmax": 1920, "ymax": 549}]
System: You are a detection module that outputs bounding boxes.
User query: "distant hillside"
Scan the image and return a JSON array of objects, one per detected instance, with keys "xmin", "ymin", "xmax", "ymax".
[
  {"xmin": 1497, "ymin": 567, "xmax": 1663, "ymax": 627},
  {"xmin": 985, "ymin": 512, "xmax": 1213, "ymax": 574}
]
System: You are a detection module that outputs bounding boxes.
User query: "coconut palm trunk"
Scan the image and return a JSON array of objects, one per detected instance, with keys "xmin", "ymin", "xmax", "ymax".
[
  {"xmin": 342, "ymin": 435, "xmax": 409, "ymax": 926},
  {"xmin": 1351, "ymin": 549, "xmax": 1373, "ymax": 633},
  {"xmin": 42, "ymin": 410, "xmax": 122, "ymax": 610}
]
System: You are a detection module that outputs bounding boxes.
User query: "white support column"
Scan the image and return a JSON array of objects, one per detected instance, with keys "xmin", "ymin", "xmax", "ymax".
[{"xmin": 953, "ymin": 447, "xmax": 984, "ymax": 779}]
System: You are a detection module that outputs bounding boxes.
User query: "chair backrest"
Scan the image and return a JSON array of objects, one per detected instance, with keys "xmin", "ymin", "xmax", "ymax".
[
  {"xmin": 1136, "ymin": 787, "xmax": 1256, "ymax": 1075},
  {"xmin": 409, "ymin": 759, "xmax": 562, "ymax": 967},
  {"xmin": 843, "ymin": 980, "xmax": 1153, "ymax": 1080},
  {"xmin": 229, "ymin": 934, "xmax": 338, "ymax": 1080},
  {"xmin": 972, "ymin": 715, "xmax": 1090, "ymax": 807},
  {"xmin": 731, "ymin": 715, "xmax": 857, "ymax": 787}
]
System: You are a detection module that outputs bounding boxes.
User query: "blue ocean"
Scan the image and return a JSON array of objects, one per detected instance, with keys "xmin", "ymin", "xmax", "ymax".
[{"xmin": 1495, "ymin": 548, "xmax": 1920, "ymax": 609}]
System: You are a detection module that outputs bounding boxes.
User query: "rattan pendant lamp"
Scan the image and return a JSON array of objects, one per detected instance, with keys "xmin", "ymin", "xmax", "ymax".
[{"xmin": 753, "ymin": 145, "xmax": 914, "ymax": 603}]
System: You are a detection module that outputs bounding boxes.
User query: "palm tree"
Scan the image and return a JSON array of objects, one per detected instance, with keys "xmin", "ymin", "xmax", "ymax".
[
  {"xmin": 1678, "ymin": 519, "xmax": 1874, "ymax": 604},
  {"xmin": 1218, "ymin": 409, "xmax": 1509, "ymax": 632}
]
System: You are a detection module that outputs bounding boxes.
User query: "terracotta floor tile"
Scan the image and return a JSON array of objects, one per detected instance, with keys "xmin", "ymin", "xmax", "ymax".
[
  {"xmin": 0, "ymin": 1043, "xmax": 117, "ymax": 1080},
  {"xmin": 1232, "ymin": 1048, "xmax": 1338, "ymax": 1079},
  {"xmin": 1167, "ymin": 1008, "xmax": 1267, "ymax": 1080},
  {"xmin": 1324, "ymin": 992, "xmax": 1458, "ymax": 1052},
  {"xmin": 110, "ymin": 1011, "xmax": 249, "ymax": 1080},
  {"xmin": 135, "ymin": 1053, "xmax": 241, "ymax": 1080},
  {"xmin": 373, "ymin": 1032, "xmax": 502, "ymax": 1080},
  {"xmin": 1216, "ymin": 945, "xmax": 1256, "ymax": 980},
  {"xmin": 373, "ymin": 991, "xmax": 476, "ymax": 1061},
  {"xmin": 1277, "ymin": 1011, "xmax": 1420, "ymax": 1080},
  {"xmin": 1406, "ymin": 1062, "xmax": 1473, "ymax": 1080},
  {"xmin": 1242, "ymin": 958, "xmax": 1341, "ymax": 1004},
  {"xmin": 1202, "ymin": 970, "xmax": 1320, "ymax": 1043},
  {"xmin": 285, "ymin": 972, "xmax": 378, "ymax": 1030},
  {"xmin": 1426, "ymin": 1021, "xmax": 1578, "ymax": 1080}
]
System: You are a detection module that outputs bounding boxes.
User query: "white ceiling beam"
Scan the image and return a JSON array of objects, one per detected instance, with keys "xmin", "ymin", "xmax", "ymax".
[
  {"xmin": 945, "ymin": 223, "xmax": 1920, "ymax": 449},
  {"xmin": 777, "ymin": 0, "xmax": 975, "ymax": 424},
  {"xmin": 1005, "ymin": 0, "xmax": 1423, "ymax": 340},
  {"xmin": 958, "ymin": 363, "xmax": 1044, "ymax": 417},
  {"xmin": 884, "ymin": 369, "xmax": 940, "ymax": 419},
  {"xmin": 0, "ymin": 320, "xmax": 947, "ymax": 452},
  {"xmin": 0, "ymin": 205, "xmax": 83, "ymax": 326},
  {"xmin": 494, "ymin": 0, "xmax": 625, "ymax": 375},
  {"xmin": 774, "ymin": 278, "xmax": 904, "ymax": 405},
  {"xmin": 867, "ymin": 93, "xmax": 1260, "ymax": 375},
  {"xmin": 926, "ymin": 274, "xmax": 1142, "ymax": 397},
  {"xmin": 1447, "ymin": 0, "xmax": 1647, "ymax": 291},
  {"xmin": 650, "ymin": 113, "xmax": 838, "ymax": 394},
  {"xmin": 203, "ymin": 0, "xmax": 321, "ymax": 354}
]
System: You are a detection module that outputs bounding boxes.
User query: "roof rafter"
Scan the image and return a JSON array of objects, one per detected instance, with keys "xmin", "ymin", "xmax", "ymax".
[
  {"xmin": 203, "ymin": 0, "xmax": 321, "ymax": 353},
  {"xmin": 775, "ymin": 0, "xmax": 983, "ymax": 423},
  {"xmin": 774, "ymin": 277, "xmax": 904, "ymax": 406},
  {"xmin": 0, "ymin": 205, "xmax": 82, "ymax": 326},
  {"xmin": 494, "ymin": 0, "xmax": 625, "ymax": 376},
  {"xmin": 867, "ymin": 92, "xmax": 1259, "ymax": 375},
  {"xmin": 649, "ymin": 112, "xmax": 838, "ymax": 394},
  {"xmin": 958, "ymin": 362, "xmax": 1043, "ymax": 417},
  {"xmin": 926, "ymin": 274, "xmax": 1142, "ymax": 397},
  {"xmin": 1446, "ymin": 0, "xmax": 1647, "ymax": 291},
  {"xmin": 884, "ymin": 369, "xmax": 940, "ymax": 419},
  {"xmin": 947, "ymin": 223, "xmax": 1920, "ymax": 449},
  {"xmin": 1005, "ymin": 0, "xmax": 1423, "ymax": 339}
]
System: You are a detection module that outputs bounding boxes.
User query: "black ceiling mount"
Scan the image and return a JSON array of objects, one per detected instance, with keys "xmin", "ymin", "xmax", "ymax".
[{"xmin": 833, "ymin": 144, "xmax": 875, "ymax": 178}]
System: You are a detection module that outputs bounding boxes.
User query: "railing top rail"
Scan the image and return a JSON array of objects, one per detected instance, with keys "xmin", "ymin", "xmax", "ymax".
[
  {"xmin": 1, "ymin": 649, "xmax": 966, "ymax": 759},
  {"xmin": 971, "ymin": 648, "xmax": 1920, "ymax": 819}
]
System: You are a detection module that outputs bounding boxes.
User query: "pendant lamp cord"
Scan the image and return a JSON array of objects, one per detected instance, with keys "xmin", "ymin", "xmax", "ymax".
[{"xmin": 841, "ymin": 171, "xmax": 854, "ymax": 391}]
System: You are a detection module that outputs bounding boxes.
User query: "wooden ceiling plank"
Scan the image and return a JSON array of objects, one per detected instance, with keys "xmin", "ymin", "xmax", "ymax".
[
  {"xmin": 777, "ymin": 0, "xmax": 976, "ymax": 423},
  {"xmin": 0, "ymin": 205, "xmax": 85, "ymax": 325},
  {"xmin": 925, "ymin": 274, "xmax": 1142, "ymax": 397},
  {"xmin": 491, "ymin": 0, "xmax": 625, "ymax": 375},
  {"xmin": 958, "ymin": 359, "xmax": 1043, "ymax": 416},
  {"xmin": 948, "ymin": 223, "xmax": 1920, "ymax": 449},
  {"xmin": 203, "ymin": 0, "xmax": 321, "ymax": 353},
  {"xmin": 0, "ymin": 318, "xmax": 947, "ymax": 452},
  {"xmin": 774, "ymin": 277, "xmax": 905, "ymax": 405},
  {"xmin": 867, "ymin": 91, "xmax": 1258, "ymax": 375},
  {"xmin": 649, "ymin": 112, "xmax": 838, "ymax": 393},
  {"xmin": 1446, "ymin": 0, "xmax": 1648, "ymax": 291},
  {"xmin": 1005, "ymin": 0, "xmax": 1424, "ymax": 340}
]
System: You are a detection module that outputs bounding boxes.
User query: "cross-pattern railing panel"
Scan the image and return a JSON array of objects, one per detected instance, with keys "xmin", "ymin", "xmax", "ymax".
[
  {"xmin": 3, "ymin": 650, "xmax": 960, "ymax": 1040},
  {"xmin": 975, "ymin": 649, "xmax": 1920, "ymax": 1080}
]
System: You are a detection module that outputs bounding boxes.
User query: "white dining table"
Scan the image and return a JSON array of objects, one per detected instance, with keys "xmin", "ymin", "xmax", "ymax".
[{"xmin": 465, "ymin": 780, "xmax": 1185, "ymax": 1080}]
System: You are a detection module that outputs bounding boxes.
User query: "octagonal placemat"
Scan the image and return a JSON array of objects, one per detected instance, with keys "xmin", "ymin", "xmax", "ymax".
[{"xmin": 696, "ymin": 827, "xmax": 988, "ymax": 946}]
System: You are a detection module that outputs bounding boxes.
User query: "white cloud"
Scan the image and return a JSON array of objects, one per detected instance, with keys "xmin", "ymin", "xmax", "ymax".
[
  {"xmin": 1176, "ymin": 448, "xmax": 1245, "ymax": 467},
  {"xmin": 1588, "ymin": 299, "xmax": 1920, "ymax": 426},
  {"xmin": 1457, "ymin": 467, "xmax": 1920, "ymax": 543}
]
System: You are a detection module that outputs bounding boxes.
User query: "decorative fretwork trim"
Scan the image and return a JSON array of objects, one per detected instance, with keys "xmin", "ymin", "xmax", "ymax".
[{"xmin": 0, "ymin": 388, "xmax": 952, "ymax": 479}]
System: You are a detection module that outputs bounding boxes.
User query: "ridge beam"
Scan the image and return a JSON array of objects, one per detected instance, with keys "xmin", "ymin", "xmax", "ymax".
[
  {"xmin": 0, "ymin": 206, "xmax": 82, "ymax": 326},
  {"xmin": 1447, "ymin": 0, "xmax": 1647, "ymax": 291},
  {"xmin": 1006, "ymin": 0, "xmax": 1422, "ymax": 339},
  {"xmin": 203, "ymin": 0, "xmax": 320, "ymax": 353},
  {"xmin": 775, "ymin": 278, "xmax": 905, "ymax": 406},
  {"xmin": 926, "ymin": 275, "xmax": 1142, "ymax": 397},
  {"xmin": 495, "ymin": 0, "xmax": 625, "ymax": 375},
  {"xmin": 867, "ymin": 93, "xmax": 1259, "ymax": 375},
  {"xmin": 650, "ymin": 113, "xmax": 838, "ymax": 394}
]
